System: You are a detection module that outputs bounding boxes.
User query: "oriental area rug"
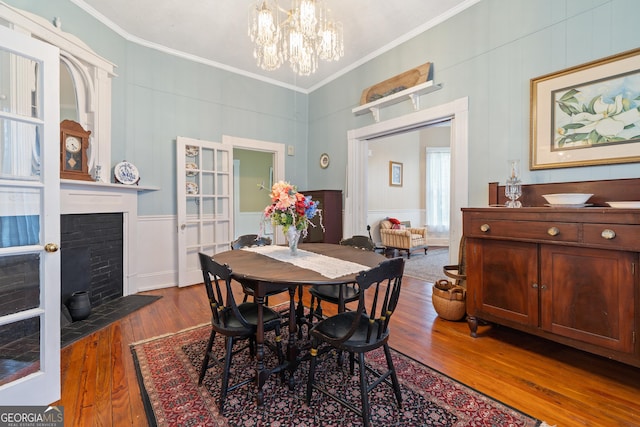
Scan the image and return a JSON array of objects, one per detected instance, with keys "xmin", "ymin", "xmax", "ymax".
[{"xmin": 131, "ymin": 323, "xmax": 544, "ymax": 426}]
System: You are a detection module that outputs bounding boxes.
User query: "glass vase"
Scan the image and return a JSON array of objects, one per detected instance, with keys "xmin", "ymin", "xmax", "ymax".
[
  {"xmin": 286, "ymin": 227, "xmax": 302, "ymax": 255},
  {"xmin": 505, "ymin": 178, "xmax": 522, "ymax": 208},
  {"xmin": 505, "ymin": 159, "xmax": 522, "ymax": 208}
]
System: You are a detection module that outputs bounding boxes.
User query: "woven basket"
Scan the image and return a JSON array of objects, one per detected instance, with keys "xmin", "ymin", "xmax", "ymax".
[{"xmin": 432, "ymin": 279, "xmax": 466, "ymax": 321}]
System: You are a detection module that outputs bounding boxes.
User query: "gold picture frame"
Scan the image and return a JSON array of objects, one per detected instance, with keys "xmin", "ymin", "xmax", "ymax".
[
  {"xmin": 389, "ymin": 161, "xmax": 403, "ymax": 187},
  {"xmin": 530, "ymin": 47, "xmax": 640, "ymax": 170}
]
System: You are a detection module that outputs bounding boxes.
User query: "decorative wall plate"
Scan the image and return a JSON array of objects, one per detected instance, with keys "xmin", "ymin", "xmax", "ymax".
[
  {"xmin": 320, "ymin": 153, "xmax": 330, "ymax": 169},
  {"xmin": 186, "ymin": 181, "xmax": 199, "ymax": 194},
  {"xmin": 114, "ymin": 161, "xmax": 140, "ymax": 185},
  {"xmin": 185, "ymin": 145, "xmax": 199, "ymax": 157},
  {"xmin": 186, "ymin": 162, "xmax": 199, "ymax": 176}
]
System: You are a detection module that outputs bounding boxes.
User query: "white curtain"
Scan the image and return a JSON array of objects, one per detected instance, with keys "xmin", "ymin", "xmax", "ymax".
[{"xmin": 426, "ymin": 148, "xmax": 450, "ymax": 235}]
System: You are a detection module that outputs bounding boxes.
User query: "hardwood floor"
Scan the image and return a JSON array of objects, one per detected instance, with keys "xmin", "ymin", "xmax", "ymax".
[{"xmin": 54, "ymin": 276, "xmax": 640, "ymax": 426}]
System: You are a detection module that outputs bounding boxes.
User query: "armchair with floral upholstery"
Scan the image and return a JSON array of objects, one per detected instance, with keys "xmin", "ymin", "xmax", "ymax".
[{"xmin": 379, "ymin": 218, "xmax": 428, "ymax": 258}]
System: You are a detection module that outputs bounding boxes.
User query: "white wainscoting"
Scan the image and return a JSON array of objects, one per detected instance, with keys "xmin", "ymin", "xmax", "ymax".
[
  {"xmin": 133, "ymin": 215, "xmax": 178, "ymax": 292},
  {"xmin": 133, "ymin": 213, "xmax": 273, "ymax": 293},
  {"xmin": 132, "ymin": 210, "xmax": 450, "ymax": 294}
]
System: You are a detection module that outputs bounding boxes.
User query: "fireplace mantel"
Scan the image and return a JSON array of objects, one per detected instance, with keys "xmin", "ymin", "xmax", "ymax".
[{"xmin": 60, "ymin": 180, "xmax": 159, "ymax": 296}]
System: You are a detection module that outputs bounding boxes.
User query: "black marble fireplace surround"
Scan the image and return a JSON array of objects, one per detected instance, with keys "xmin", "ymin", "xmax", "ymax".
[
  {"xmin": 59, "ymin": 213, "xmax": 160, "ymax": 347},
  {"xmin": 61, "ymin": 213, "xmax": 124, "ymax": 309}
]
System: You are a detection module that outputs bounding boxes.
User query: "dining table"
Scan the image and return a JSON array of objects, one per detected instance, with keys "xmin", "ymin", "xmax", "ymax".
[{"xmin": 213, "ymin": 242, "xmax": 387, "ymax": 406}]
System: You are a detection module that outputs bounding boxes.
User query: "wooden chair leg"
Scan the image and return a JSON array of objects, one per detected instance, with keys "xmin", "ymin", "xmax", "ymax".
[
  {"xmin": 358, "ymin": 352, "xmax": 371, "ymax": 427},
  {"xmin": 198, "ymin": 329, "xmax": 216, "ymax": 386},
  {"xmin": 219, "ymin": 336, "xmax": 235, "ymax": 412},
  {"xmin": 274, "ymin": 324, "xmax": 285, "ymax": 382},
  {"xmin": 383, "ymin": 344, "xmax": 403, "ymax": 407},
  {"xmin": 296, "ymin": 286, "xmax": 306, "ymax": 339}
]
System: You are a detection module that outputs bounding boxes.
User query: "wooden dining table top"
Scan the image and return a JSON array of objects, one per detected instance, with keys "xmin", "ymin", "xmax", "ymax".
[{"xmin": 213, "ymin": 243, "xmax": 387, "ymax": 286}]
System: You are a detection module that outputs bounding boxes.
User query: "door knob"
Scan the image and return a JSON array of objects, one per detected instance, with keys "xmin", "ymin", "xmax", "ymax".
[{"xmin": 44, "ymin": 243, "xmax": 59, "ymax": 253}]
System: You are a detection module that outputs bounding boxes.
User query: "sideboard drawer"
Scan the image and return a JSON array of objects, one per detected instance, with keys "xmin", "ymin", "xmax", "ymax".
[
  {"xmin": 583, "ymin": 223, "xmax": 640, "ymax": 251},
  {"xmin": 467, "ymin": 219, "xmax": 579, "ymax": 243}
]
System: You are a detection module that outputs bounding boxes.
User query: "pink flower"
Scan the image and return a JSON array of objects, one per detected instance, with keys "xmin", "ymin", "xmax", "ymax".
[{"xmin": 262, "ymin": 180, "xmax": 322, "ymax": 234}]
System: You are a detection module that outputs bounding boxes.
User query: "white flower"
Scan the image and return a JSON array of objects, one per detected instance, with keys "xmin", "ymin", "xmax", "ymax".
[{"xmin": 562, "ymin": 95, "xmax": 640, "ymax": 141}]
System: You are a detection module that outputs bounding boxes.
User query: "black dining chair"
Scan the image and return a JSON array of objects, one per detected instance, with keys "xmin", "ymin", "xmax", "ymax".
[
  {"xmin": 230, "ymin": 234, "xmax": 271, "ymax": 250},
  {"xmin": 307, "ymin": 235, "xmax": 375, "ymax": 323},
  {"xmin": 305, "ymin": 257, "xmax": 405, "ymax": 427},
  {"xmin": 230, "ymin": 234, "xmax": 284, "ymax": 305},
  {"xmin": 197, "ymin": 252, "xmax": 284, "ymax": 411}
]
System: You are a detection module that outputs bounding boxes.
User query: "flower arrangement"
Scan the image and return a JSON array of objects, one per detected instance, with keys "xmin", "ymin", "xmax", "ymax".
[{"xmin": 263, "ymin": 181, "xmax": 321, "ymax": 236}]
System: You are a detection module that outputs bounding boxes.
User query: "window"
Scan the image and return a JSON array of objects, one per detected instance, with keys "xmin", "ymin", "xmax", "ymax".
[{"xmin": 426, "ymin": 148, "xmax": 450, "ymax": 236}]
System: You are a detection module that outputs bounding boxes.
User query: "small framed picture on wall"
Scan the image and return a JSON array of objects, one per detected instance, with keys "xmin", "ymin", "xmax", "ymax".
[{"xmin": 389, "ymin": 161, "xmax": 403, "ymax": 187}]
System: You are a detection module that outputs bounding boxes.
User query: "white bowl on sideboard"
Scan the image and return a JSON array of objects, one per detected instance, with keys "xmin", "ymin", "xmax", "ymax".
[
  {"xmin": 607, "ymin": 201, "xmax": 640, "ymax": 208},
  {"xmin": 542, "ymin": 193, "xmax": 593, "ymax": 206}
]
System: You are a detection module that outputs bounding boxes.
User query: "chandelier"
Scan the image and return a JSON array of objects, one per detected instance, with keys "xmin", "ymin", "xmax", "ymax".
[{"xmin": 248, "ymin": 0, "xmax": 344, "ymax": 76}]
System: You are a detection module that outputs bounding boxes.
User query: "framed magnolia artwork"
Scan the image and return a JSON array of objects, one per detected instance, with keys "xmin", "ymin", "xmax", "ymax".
[{"xmin": 530, "ymin": 47, "xmax": 640, "ymax": 169}]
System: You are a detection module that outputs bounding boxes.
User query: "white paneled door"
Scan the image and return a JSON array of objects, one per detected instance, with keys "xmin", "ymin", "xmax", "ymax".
[
  {"xmin": 176, "ymin": 137, "xmax": 233, "ymax": 287},
  {"xmin": 0, "ymin": 25, "xmax": 61, "ymax": 404}
]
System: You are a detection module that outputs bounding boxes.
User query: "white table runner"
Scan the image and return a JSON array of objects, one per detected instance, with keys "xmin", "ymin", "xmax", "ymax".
[{"xmin": 241, "ymin": 245, "xmax": 370, "ymax": 279}]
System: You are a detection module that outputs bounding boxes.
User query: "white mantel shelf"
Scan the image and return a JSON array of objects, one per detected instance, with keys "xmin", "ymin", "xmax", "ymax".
[
  {"xmin": 352, "ymin": 80, "xmax": 443, "ymax": 122},
  {"xmin": 61, "ymin": 179, "xmax": 159, "ymax": 192}
]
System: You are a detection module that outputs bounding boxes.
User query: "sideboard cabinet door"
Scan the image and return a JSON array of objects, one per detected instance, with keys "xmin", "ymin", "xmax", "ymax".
[
  {"xmin": 467, "ymin": 239, "xmax": 539, "ymax": 327},
  {"xmin": 540, "ymin": 245, "xmax": 635, "ymax": 353}
]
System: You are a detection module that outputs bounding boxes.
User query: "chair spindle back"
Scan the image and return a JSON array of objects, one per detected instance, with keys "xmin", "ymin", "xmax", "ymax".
[
  {"xmin": 198, "ymin": 252, "xmax": 251, "ymax": 330},
  {"xmin": 358, "ymin": 257, "xmax": 404, "ymax": 343}
]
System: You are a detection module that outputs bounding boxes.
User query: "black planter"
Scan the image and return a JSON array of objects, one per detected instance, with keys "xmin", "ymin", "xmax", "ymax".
[{"xmin": 67, "ymin": 291, "xmax": 92, "ymax": 321}]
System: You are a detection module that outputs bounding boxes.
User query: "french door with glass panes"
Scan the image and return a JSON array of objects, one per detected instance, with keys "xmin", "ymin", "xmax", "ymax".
[
  {"xmin": 0, "ymin": 25, "xmax": 61, "ymax": 404},
  {"xmin": 176, "ymin": 136, "xmax": 233, "ymax": 287}
]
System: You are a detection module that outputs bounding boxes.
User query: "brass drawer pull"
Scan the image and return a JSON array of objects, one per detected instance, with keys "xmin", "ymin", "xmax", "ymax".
[
  {"xmin": 547, "ymin": 227, "xmax": 560, "ymax": 236},
  {"xmin": 601, "ymin": 229, "xmax": 616, "ymax": 240},
  {"xmin": 480, "ymin": 224, "xmax": 490, "ymax": 232}
]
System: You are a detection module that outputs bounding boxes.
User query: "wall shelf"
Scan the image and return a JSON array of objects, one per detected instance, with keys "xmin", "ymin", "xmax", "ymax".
[{"xmin": 352, "ymin": 80, "xmax": 443, "ymax": 122}]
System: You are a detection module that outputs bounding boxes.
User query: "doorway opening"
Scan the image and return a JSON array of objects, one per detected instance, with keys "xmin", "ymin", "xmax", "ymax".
[
  {"xmin": 366, "ymin": 122, "xmax": 451, "ymax": 247},
  {"xmin": 223, "ymin": 135, "xmax": 286, "ymax": 242},
  {"xmin": 346, "ymin": 97, "xmax": 469, "ymax": 264}
]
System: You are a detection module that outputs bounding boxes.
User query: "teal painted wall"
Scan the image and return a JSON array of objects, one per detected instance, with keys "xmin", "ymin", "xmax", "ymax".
[
  {"xmin": 8, "ymin": 0, "xmax": 640, "ymax": 213},
  {"xmin": 5, "ymin": 0, "xmax": 308, "ymax": 215},
  {"xmin": 308, "ymin": 0, "xmax": 640, "ymax": 207}
]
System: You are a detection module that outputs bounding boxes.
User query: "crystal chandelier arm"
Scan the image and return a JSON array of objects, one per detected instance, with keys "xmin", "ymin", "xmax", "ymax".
[{"xmin": 249, "ymin": 0, "xmax": 344, "ymax": 76}]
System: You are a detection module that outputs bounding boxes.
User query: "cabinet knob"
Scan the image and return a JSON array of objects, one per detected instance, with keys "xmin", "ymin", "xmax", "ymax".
[
  {"xmin": 480, "ymin": 224, "xmax": 490, "ymax": 232},
  {"xmin": 547, "ymin": 227, "xmax": 560, "ymax": 236},
  {"xmin": 532, "ymin": 283, "xmax": 538, "ymax": 289},
  {"xmin": 601, "ymin": 229, "xmax": 616, "ymax": 240}
]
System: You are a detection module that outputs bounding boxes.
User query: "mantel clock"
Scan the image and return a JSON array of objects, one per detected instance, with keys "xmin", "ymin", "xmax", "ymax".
[{"xmin": 60, "ymin": 119, "xmax": 92, "ymax": 181}]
